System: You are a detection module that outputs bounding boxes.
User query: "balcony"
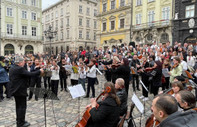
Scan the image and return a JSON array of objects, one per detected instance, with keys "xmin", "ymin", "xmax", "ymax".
[
  {"xmin": 132, "ymin": 20, "xmax": 172, "ymax": 31},
  {"xmin": 1, "ymin": 33, "xmax": 43, "ymax": 41}
]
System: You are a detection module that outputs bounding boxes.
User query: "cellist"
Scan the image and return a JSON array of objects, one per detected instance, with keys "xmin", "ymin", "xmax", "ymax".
[{"xmin": 85, "ymin": 82, "xmax": 121, "ymax": 127}]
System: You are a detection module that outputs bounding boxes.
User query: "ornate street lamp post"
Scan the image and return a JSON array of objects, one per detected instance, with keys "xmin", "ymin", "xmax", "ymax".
[{"xmin": 44, "ymin": 25, "xmax": 57, "ymax": 56}]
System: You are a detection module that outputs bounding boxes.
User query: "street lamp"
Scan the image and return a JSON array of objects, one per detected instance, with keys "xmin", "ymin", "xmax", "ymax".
[{"xmin": 44, "ymin": 25, "xmax": 57, "ymax": 56}]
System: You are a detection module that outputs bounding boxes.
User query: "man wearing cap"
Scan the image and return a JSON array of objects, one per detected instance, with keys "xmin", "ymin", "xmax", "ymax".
[
  {"xmin": 0, "ymin": 56, "xmax": 10, "ymax": 101},
  {"xmin": 9, "ymin": 57, "xmax": 44, "ymax": 127}
]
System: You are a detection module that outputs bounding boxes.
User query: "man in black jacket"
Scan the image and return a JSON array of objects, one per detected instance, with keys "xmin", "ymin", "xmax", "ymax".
[{"xmin": 9, "ymin": 57, "xmax": 43, "ymax": 127}]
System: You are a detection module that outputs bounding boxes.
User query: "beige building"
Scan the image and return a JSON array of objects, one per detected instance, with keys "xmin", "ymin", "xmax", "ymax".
[
  {"xmin": 0, "ymin": 0, "xmax": 43, "ymax": 55},
  {"xmin": 42, "ymin": 0, "xmax": 98, "ymax": 54}
]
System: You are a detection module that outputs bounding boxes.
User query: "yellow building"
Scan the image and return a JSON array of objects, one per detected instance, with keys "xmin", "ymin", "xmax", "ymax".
[
  {"xmin": 97, "ymin": 0, "xmax": 131, "ymax": 49},
  {"xmin": 131, "ymin": 0, "xmax": 174, "ymax": 45}
]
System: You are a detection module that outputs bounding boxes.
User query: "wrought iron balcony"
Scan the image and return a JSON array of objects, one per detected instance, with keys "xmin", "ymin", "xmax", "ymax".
[
  {"xmin": 1, "ymin": 33, "xmax": 43, "ymax": 41},
  {"xmin": 132, "ymin": 20, "xmax": 172, "ymax": 31}
]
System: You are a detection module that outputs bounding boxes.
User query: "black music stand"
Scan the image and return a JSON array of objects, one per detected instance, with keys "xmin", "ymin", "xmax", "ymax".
[{"xmin": 29, "ymin": 87, "xmax": 59, "ymax": 127}]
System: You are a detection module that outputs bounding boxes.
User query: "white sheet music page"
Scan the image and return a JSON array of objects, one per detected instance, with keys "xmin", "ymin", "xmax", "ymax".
[
  {"xmin": 131, "ymin": 94, "xmax": 144, "ymax": 114},
  {"xmin": 68, "ymin": 84, "xmax": 85, "ymax": 99}
]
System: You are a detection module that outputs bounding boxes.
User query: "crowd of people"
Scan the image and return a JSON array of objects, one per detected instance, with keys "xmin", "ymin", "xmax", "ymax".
[{"xmin": 0, "ymin": 41, "xmax": 197, "ymax": 127}]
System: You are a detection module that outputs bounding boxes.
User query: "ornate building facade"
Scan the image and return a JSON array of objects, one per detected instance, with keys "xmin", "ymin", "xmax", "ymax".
[
  {"xmin": 42, "ymin": 0, "xmax": 98, "ymax": 53},
  {"xmin": 131, "ymin": 0, "xmax": 174, "ymax": 45},
  {"xmin": 0, "ymin": 0, "xmax": 43, "ymax": 55},
  {"xmin": 173, "ymin": 0, "xmax": 197, "ymax": 45},
  {"xmin": 97, "ymin": 0, "xmax": 131, "ymax": 49}
]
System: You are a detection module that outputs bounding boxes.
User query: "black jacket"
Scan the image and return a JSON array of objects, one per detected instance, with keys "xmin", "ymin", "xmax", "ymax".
[
  {"xmin": 160, "ymin": 110, "xmax": 197, "ymax": 127},
  {"xmin": 116, "ymin": 88, "xmax": 128, "ymax": 116},
  {"xmin": 114, "ymin": 65, "xmax": 130, "ymax": 87},
  {"xmin": 9, "ymin": 65, "xmax": 40, "ymax": 96},
  {"xmin": 88, "ymin": 97, "xmax": 120, "ymax": 127}
]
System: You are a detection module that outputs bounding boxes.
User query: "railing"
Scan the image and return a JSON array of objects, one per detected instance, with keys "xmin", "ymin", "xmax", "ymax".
[
  {"xmin": 1, "ymin": 33, "xmax": 43, "ymax": 41},
  {"xmin": 132, "ymin": 20, "xmax": 172, "ymax": 31}
]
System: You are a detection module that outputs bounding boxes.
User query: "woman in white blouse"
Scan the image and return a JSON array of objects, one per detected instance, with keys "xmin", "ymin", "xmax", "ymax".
[
  {"xmin": 187, "ymin": 51, "xmax": 195, "ymax": 68},
  {"xmin": 50, "ymin": 60, "xmax": 60, "ymax": 96}
]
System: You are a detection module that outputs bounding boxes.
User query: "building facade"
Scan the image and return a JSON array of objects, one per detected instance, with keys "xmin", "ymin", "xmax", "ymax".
[
  {"xmin": 97, "ymin": 0, "xmax": 131, "ymax": 49},
  {"xmin": 173, "ymin": 0, "xmax": 197, "ymax": 45},
  {"xmin": 42, "ymin": 0, "xmax": 98, "ymax": 54},
  {"xmin": 0, "ymin": 0, "xmax": 43, "ymax": 55},
  {"xmin": 131, "ymin": 0, "xmax": 174, "ymax": 45}
]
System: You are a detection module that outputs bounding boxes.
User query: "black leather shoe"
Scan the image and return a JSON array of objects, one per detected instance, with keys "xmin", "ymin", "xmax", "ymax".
[
  {"xmin": 21, "ymin": 121, "xmax": 30, "ymax": 127},
  {"xmin": 84, "ymin": 96, "xmax": 89, "ymax": 98},
  {"xmin": 35, "ymin": 98, "xmax": 38, "ymax": 101}
]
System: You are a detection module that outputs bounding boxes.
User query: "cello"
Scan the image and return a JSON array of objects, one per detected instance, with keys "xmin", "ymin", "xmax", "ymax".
[{"xmin": 75, "ymin": 86, "xmax": 111, "ymax": 127}]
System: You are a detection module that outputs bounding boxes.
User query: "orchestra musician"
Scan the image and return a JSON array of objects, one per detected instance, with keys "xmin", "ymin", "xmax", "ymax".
[
  {"xmin": 86, "ymin": 82, "xmax": 120, "ymax": 127},
  {"xmin": 43, "ymin": 59, "xmax": 52, "ymax": 89},
  {"xmin": 111, "ymin": 56, "xmax": 121, "ymax": 84},
  {"xmin": 28, "ymin": 58, "xmax": 42, "ymax": 101},
  {"xmin": 175, "ymin": 90, "xmax": 196, "ymax": 112},
  {"xmin": 130, "ymin": 54, "xmax": 141, "ymax": 91},
  {"xmin": 162, "ymin": 58, "xmax": 171, "ymax": 90},
  {"xmin": 169, "ymin": 56, "xmax": 183, "ymax": 83}
]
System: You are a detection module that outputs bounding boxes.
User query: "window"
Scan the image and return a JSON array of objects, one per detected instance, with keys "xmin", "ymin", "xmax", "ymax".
[
  {"xmin": 94, "ymin": 32, "xmax": 96, "ymax": 41},
  {"xmin": 111, "ymin": 21, "xmax": 115, "ymax": 30},
  {"xmin": 79, "ymin": 5, "xmax": 83, "ymax": 13},
  {"xmin": 86, "ymin": 19, "xmax": 90, "ymax": 27},
  {"xmin": 32, "ymin": 27, "xmax": 36, "ymax": 36},
  {"xmin": 22, "ymin": 26, "xmax": 27, "ymax": 35},
  {"xmin": 7, "ymin": 24, "xmax": 13, "ymax": 35},
  {"xmin": 7, "ymin": 7, "xmax": 13, "ymax": 17},
  {"xmin": 31, "ymin": 0, "xmax": 36, "ymax": 6},
  {"xmin": 120, "ymin": 19, "xmax": 124, "ymax": 28},
  {"xmin": 94, "ymin": 20, "xmax": 97, "ymax": 29},
  {"xmin": 136, "ymin": 13, "xmax": 142, "ymax": 25},
  {"xmin": 87, "ymin": 7, "xmax": 90, "ymax": 15},
  {"xmin": 61, "ymin": 8, "xmax": 63, "ymax": 16},
  {"xmin": 55, "ymin": 11, "xmax": 58, "ymax": 18},
  {"xmin": 120, "ymin": 0, "xmax": 125, "ymax": 7},
  {"xmin": 31, "ymin": 12, "xmax": 36, "ymax": 20},
  {"xmin": 111, "ymin": 0, "xmax": 115, "ymax": 10},
  {"xmin": 79, "ymin": 30, "xmax": 82, "ymax": 38},
  {"xmin": 186, "ymin": 5, "xmax": 195, "ymax": 18},
  {"xmin": 22, "ymin": 10, "xmax": 27, "ymax": 19},
  {"xmin": 94, "ymin": 9, "xmax": 97, "ymax": 16},
  {"xmin": 86, "ymin": 31, "xmax": 90, "ymax": 39},
  {"xmin": 67, "ymin": 30, "xmax": 69, "ymax": 38},
  {"xmin": 136, "ymin": 0, "xmax": 142, "ymax": 6},
  {"xmin": 61, "ymin": 19, "xmax": 63, "ymax": 28},
  {"xmin": 148, "ymin": 0, "xmax": 154, "ymax": 2},
  {"xmin": 79, "ymin": 18, "xmax": 83, "ymax": 26},
  {"xmin": 148, "ymin": 10, "xmax": 155, "ymax": 26},
  {"xmin": 103, "ymin": 3, "xmax": 107, "ymax": 12},
  {"xmin": 103, "ymin": 22, "xmax": 106, "ymax": 31},
  {"xmin": 56, "ymin": 20, "xmax": 58, "ymax": 30},
  {"xmin": 61, "ymin": 32, "xmax": 63, "ymax": 40},
  {"xmin": 162, "ymin": 7, "xmax": 170, "ymax": 25},
  {"xmin": 67, "ymin": 17, "xmax": 69, "ymax": 26},
  {"xmin": 22, "ymin": 0, "xmax": 27, "ymax": 4},
  {"xmin": 51, "ymin": 13, "xmax": 54, "ymax": 20}
]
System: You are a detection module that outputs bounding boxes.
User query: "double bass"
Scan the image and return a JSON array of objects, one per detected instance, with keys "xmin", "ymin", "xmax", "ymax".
[{"xmin": 75, "ymin": 87, "xmax": 111, "ymax": 127}]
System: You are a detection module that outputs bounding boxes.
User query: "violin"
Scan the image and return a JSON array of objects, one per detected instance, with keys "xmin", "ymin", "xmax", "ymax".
[
  {"xmin": 111, "ymin": 63, "xmax": 122, "ymax": 68},
  {"xmin": 144, "ymin": 67, "xmax": 156, "ymax": 72},
  {"xmin": 171, "ymin": 63, "xmax": 179, "ymax": 70},
  {"xmin": 75, "ymin": 87, "xmax": 111, "ymax": 127}
]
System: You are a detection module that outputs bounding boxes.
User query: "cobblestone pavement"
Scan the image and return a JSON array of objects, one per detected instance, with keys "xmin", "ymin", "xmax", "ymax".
[{"xmin": 0, "ymin": 75, "xmax": 154, "ymax": 127}]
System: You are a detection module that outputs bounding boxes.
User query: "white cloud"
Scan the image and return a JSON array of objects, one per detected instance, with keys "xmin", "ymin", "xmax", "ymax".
[{"xmin": 42, "ymin": 0, "xmax": 60, "ymax": 10}]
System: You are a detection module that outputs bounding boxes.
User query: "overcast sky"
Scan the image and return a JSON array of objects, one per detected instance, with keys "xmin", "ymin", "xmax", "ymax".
[{"xmin": 42, "ymin": 0, "xmax": 60, "ymax": 10}]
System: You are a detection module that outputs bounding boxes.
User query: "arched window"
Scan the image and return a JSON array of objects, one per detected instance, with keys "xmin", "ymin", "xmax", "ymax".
[
  {"xmin": 4, "ymin": 44, "xmax": 15, "ymax": 55},
  {"xmin": 160, "ymin": 33, "xmax": 169, "ymax": 43},
  {"xmin": 25, "ymin": 45, "xmax": 34, "ymax": 54}
]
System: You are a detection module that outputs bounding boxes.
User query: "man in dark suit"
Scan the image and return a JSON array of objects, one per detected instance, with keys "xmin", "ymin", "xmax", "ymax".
[{"xmin": 9, "ymin": 57, "xmax": 44, "ymax": 127}]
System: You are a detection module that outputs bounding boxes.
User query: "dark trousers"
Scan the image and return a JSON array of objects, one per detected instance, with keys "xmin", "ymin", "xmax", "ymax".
[
  {"xmin": 162, "ymin": 77, "xmax": 170, "ymax": 90},
  {"xmin": 0, "ymin": 82, "xmax": 10, "ymax": 100},
  {"xmin": 132, "ymin": 75, "xmax": 139, "ymax": 91},
  {"xmin": 60, "ymin": 76, "xmax": 67, "ymax": 90},
  {"xmin": 152, "ymin": 86, "xmax": 159, "ymax": 96},
  {"xmin": 51, "ymin": 80, "xmax": 59, "ymax": 96},
  {"xmin": 86, "ymin": 77, "xmax": 96, "ymax": 97},
  {"xmin": 78, "ymin": 78, "xmax": 86, "ymax": 91},
  {"xmin": 14, "ymin": 96, "xmax": 27, "ymax": 127},
  {"xmin": 142, "ymin": 81, "xmax": 149, "ymax": 97},
  {"xmin": 44, "ymin": 77, "xmax": 51, "ymax": 89},
  {"xmin": 29, "ymin": 77, "xmax": 41, "ymax": 99}
]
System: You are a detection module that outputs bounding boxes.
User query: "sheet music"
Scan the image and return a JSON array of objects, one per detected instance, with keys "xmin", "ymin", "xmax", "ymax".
[
  {"xmin": 131, "ymin": 94, "xmax": 144, "ymax": 114},
  {"xmin": 162, "ymin": 68, "xmax": 170, "ymax": 77},
  {"xmin": 68, "ymin": 84, "xmax": 86, "ymax": 99}
]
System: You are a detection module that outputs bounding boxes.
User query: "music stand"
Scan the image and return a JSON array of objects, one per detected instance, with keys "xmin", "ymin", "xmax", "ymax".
[{"xmin": 29, "ymin": 87, "xmax": 59, "ymax": 127}]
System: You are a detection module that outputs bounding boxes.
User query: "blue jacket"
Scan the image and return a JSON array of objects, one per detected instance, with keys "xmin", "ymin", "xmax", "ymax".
[{"xmin": 0, "ymin": 65, "xmax": 9, "ymax": 83}]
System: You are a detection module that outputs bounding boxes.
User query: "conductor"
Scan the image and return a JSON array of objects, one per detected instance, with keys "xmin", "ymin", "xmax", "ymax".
[{"xmin": 9, "ymin": 57, "xmax": 44, "ymax": 127}]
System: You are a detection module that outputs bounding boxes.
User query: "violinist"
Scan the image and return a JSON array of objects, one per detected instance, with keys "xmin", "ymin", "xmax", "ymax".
[
  {"xmin": 111, "ymin": 56, "xmax": 121, "ymax": 84},
  {"xmin": 162, "ymin": 58, "xmax": 171, "ymax": 90},
  {"xmin": 175, "ymin": 90, "xmax": 196, "ymax": 112},
  {"xmin": 86, "ymin": 82, "xmax": 120, "ymax": 127},
  {"xmin": 28, "ymin": 58, "xmax": 41, "ymax": 101},
  {"xmin": 171, "ymin": 81, "xmax": 184, "ymax": 97},
  {"xmin": 169, "ymin": 56, "xmax": 183, "ymax": 82}
]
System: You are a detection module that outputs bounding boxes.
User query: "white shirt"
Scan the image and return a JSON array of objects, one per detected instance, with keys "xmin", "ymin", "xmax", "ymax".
[
  {"xmin": 181, "ymin": 60, "xmax": 188, "ymax": 71},
  {"xmin": 87, "ymin": 65, "xmax": 97, "ymax": 78},
  {"xmin": 51, "ymin": 66, "xmax": 60, "ymax": 80},
  {"xmin": 78, "ymin": 67, "xmax": 87, "ymax": 79}
]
